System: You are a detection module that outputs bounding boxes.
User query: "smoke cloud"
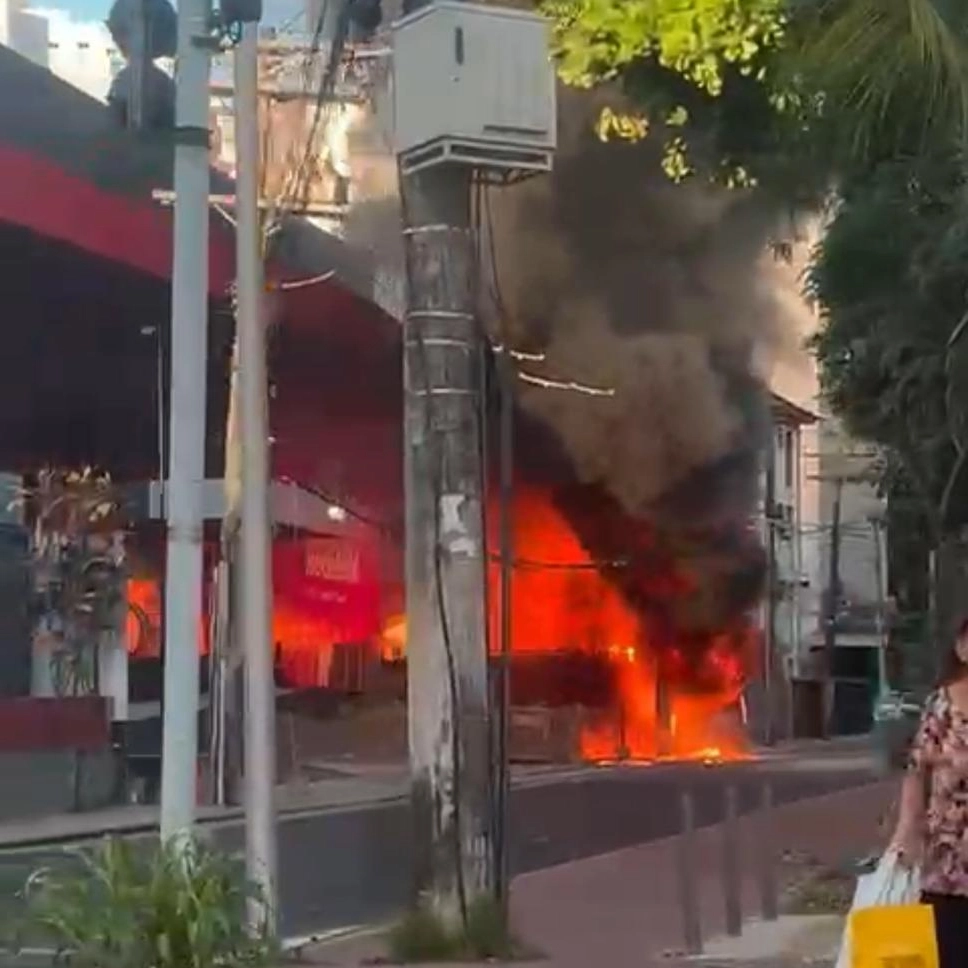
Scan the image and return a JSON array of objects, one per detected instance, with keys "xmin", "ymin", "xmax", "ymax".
[
  {"xmin": 342, "ymin": 84, "xmax": 804, "ymax": 529},
  {"xmin": 482, "ymin": 89, "xmax": 793, "ymax": 521}
]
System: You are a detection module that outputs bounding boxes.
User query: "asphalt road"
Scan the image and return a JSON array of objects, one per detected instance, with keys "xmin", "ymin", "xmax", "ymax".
[{"xmin": 0, "ymin": 757, "xmax": 876, "ymax": 941}]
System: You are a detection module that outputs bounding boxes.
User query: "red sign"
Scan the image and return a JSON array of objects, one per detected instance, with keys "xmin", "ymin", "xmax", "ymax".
[
  {"xmin": 305, "ymin": 538, "xmax": 359, "ymax": 583},
  {"xmin": 273, "ymin": 537, "xmax": 380, "ymax": 643}
]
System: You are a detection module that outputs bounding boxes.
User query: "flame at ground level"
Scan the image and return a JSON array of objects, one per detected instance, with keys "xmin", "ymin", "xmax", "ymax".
[
  {"xmin": 578, "ymin": 639, "xmax": 752, "ymax": 763},
  {"xmin": 382, "ymin": 486, "xmax": 762, "ymax": 764}
]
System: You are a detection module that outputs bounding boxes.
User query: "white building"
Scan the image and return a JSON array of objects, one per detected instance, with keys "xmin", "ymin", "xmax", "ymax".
[
  {"xmin": 0, "ymin": 0, "xmax": 119, "ymax": 101},
  {"xmin": 0, "ymin": 0, "xmax": 48, "ymax": 67},
  {"xmin": 766, "ymin": 392, "xmax": 817, "ymax": 679}
]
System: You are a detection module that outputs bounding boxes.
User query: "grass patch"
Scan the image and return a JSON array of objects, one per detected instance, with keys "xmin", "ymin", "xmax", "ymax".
[{"xmin": 386, "ymin": 895, "xmax": 533, "ymax": 963}]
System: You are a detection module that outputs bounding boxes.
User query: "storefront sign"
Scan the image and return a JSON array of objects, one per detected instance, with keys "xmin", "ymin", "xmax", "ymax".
[{"xmin": 305, "ymin": 538, "xmax": 359, "ymax": 583}]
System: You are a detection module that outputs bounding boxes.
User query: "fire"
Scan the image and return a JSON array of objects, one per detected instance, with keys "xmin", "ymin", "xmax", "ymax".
[
  {"xmin": 578, "ymin": 636, "xmax": 751, "ymax": 764},
  {"xmin": 380, "ymin": 613, "xmax": 406, "ymax": 662},
  {"xmin": 382, "ymin": 484, "xmax": 762, "ymax": 765}
]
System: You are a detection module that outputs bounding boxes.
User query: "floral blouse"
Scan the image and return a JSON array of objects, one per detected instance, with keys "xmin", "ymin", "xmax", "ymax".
[{"xmin": 908, "ymin": 689, "xmax": 968, "ymax": 896}]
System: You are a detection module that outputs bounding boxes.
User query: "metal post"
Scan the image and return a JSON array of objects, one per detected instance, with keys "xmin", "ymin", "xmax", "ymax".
[
  {"xmin": 235, "ymin": 18, "xmax": 277, "ymax": 931},
  {"xmin": 722, "ymin": 784, "xmax": 742, "ymax": 937},
  {"xmin": 758, "ymin": 780, "xmax": 778, "ymax": 921},
  {"xmin": 763, "ymin": 427, "xmax": 777, "ymax": 747},
  {"xmin": 495, "ymin": 350, "xmax": 514, "ymax": 915},
  {"xmin": 872, "ymin": 519, "xmax": 888, "ymax": 697},
  {"xmin": 127, "ymin": 0, "xmax": 147, "ymax": 130},
  {"xmin": 159, "ymin": 0, "xmax": 212, "ymax": 844},
  {"xmin": 402, "ymin": 163, "xmax": 494, "ymax": 922},
  {"xmin": 656, "ymin": 656, "xmax": 671, "ymax": 758},
  {"xmin": 822, "ymin": 479, "xmax": 843, "ymax": 738},
  {"xmin": 678, "ymin": 788, "xmax": 702, "ymax": 955}
]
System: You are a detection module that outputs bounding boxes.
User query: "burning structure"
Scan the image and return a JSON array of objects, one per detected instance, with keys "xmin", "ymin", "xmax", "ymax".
[
  {"xmin": 347, "ymin": 85, "xmax": 804, "ymax": 763},
  {"xmin": 469, "ymin": 91, "xmax": 800, "ymax": 762},
  {"xmin": 0, "ymin": 33, "xmax": 813, "ymax": 795}
]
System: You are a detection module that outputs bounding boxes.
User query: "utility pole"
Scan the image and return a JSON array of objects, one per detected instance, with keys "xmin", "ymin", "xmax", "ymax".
[
  {"xmin": 393, "ymin": 0, "xmax": 555, "ymax": 928},
  {"xmin": 126, "ymin": 0, "xmax": 147, "ymax": 129},
  {"xmin": 235, "ymin": 15, "xmax": 278, "ymax": 929},
  {"xmin": 494, "ymin": 348, "xmax": 514, "ymax": 915},
  {"xmin": 763, "ymin": 441, "xmax": 777, "ymax": 748},
  {"xmin": 402, "ymin": 159, "xmax": 493, "ymax": 923},
  {"xmin": 822, "ymin": 478, "xmax": 843, "ymax": 738},
  {"xmin": 159, "ymin": 0, "xmax": 212, "ymax": 842}
]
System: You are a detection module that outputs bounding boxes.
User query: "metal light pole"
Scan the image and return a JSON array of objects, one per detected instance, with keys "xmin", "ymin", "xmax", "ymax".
[
  {"xmin": 871, "ymin": 517, "xmax": 889, "ymax": 697},
  {"xmin": 234, "ymin": 17, "xmax": 278, "ymax": 930},
  {"xmin": 159, "ymin": 0, "xmax": 212, "ymax": 843}
]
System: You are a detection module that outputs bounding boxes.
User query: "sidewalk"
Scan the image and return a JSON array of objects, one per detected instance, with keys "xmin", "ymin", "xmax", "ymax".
[{"xmin": 309, "ymin": 779, "xmax": 894, "ymax": 968}]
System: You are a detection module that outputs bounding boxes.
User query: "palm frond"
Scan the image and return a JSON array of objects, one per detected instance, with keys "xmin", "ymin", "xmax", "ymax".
[{"xmin": 798, "ymin": 0, "xmax": 968, "ymax": 163}]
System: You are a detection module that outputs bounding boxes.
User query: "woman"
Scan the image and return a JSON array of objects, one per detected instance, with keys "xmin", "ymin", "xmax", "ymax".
[{"xmin": 892, "ymin": 619, "xmax": 968, "ymax": 968}]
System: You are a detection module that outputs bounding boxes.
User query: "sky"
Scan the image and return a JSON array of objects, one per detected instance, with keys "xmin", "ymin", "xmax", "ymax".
[
  {"xmin": 24, "ymin": 0, "xmax": 309, "ymax": 98},
  {"xmin": 32, "ymin": 5, "xmax": 117, "ymax": 98},
  {"xmin": 43, "ymin": 0, "xmax": 308, "ymax": 35}
]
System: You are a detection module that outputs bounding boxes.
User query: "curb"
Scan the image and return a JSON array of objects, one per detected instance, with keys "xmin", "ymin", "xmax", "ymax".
[
  {"xmin": 0, "ymin": 793, "xmax": 409, "ymax": 853},
  {"xmin": 0, "ymin": 750, "xmax": 876, "ymax": 853}
]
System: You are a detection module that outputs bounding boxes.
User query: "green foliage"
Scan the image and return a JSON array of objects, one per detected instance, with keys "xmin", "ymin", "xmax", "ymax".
[
  {"xmin": 795, "ymin": 0, "xmax": 968, "ymax": 167},
  {"xmin": 806, "ymin": 150, "xmax": 968, "ymax": 530},
  {"xmin": 387, "ymin": 895, "xmax": 522, "ymax": 963},
  {"xmin": 545, "ymin": 0, "xmax": 786, "ymax": 94},
  {"xmin": 541, "ymin": 0, "xmax": 802, "ymax": 184},
  {"xmin": 17, "ymin": 837, "xmax": 274, "ymax": 968},
  {"xmin": 539, "ymin": 0, "xmax": 968, "ymax": 192}
]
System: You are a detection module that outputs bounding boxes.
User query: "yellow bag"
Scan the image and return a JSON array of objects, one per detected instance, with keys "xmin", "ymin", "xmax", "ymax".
[{"xmin": 849, "ymin": 904, "xmax": 939, "ymax": 968}]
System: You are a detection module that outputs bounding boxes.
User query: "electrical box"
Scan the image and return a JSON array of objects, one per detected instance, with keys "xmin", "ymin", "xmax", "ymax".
[{"xmin": 391, "ymin": 1, "xmax": 556, "ymax": 176}]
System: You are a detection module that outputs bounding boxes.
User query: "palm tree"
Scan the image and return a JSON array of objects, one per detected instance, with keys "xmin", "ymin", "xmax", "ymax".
[
  {"xmin": 796, "ymin": 0, "xmax": 968, "ymax": 165},
  {"xmin": 797, "ymin": 1, "xmax": 968, "ymax": 679}
]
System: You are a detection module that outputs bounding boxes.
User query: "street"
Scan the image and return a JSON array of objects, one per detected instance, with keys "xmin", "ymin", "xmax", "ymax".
[{"xmin": 0, "ymin": 755, "xmax": 877, "ymax": 939}]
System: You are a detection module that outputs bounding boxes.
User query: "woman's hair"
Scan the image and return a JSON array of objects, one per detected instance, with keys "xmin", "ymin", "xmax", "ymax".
[{"xmin": 939, "ymin": 615, "xmax": 968, "ymax": 685}]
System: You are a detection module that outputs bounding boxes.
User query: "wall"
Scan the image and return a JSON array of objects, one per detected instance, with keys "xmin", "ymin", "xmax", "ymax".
[
  {"xmin": 759, "ymin": 229, "xmax": 824, "ymax": 671},
  {"xmin": 816, "ymin": 420, "xmax": 884, "ymax": 627},
  {"xmin": 0, "ymin": 0, "xmax": 48, "ymax": 68},
  {"xmin": 0, "ymin": 749, "xmax": 117, "ymax": 820}
]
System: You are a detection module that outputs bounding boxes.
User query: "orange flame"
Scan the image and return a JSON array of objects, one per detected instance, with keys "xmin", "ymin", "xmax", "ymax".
[{"xmin": 383, "ymin": 486, "xmax": 756, "ymax": 764}]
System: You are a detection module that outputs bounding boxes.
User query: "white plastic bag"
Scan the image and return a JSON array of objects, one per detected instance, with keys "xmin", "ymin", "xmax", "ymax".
[{"xmin": 835, "ymin": 851, "xmax": 921, "ymax": 968}]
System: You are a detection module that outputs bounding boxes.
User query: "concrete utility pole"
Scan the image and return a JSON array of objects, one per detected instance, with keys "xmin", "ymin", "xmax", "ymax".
[
  {"xmin": 763, "ymin": 431, "xmax": 777, "ymax": 748},
  {"xmin": 235, "ymin": 17, "xmax": 278, "ymax": 929},
  {"xmin": 159, "ymin": 0, "xmax": 212, "ymax": 842},
  {"xmin": 402, "ymin": 159, "xmax": 494, "ymax": 923},
  {"xmin": 822, "ymin": 478, "xmax": 843, "ymax": 738},
  {"xmin": 494, "ymin": 349, "xmax": 514, "ymax": 914}
]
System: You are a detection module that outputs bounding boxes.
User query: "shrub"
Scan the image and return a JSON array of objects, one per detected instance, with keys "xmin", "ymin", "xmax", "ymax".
[
  {"xmin": 18, "ymin": 837, "xmax": 274, "ymax": 968},
  {"xmin": 387, "ymin": 894, "xmax": 521, "ymax": 963}
]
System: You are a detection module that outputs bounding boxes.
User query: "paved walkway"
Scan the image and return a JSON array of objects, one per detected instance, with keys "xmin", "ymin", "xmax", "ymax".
[
  {"xmin": 309, "ymin": 780, "xmax": 893, "ymax": 968},
  {"xmin": 0, "ymin": 738, "xmax": 872, "ymax": 849}
]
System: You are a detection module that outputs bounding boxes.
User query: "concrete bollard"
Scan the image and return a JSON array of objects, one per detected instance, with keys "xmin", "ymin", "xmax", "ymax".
[
  {"xmin": 758, "ymin": 778, "xmax": 778, "ymax": 921},
  {"xmin": 677, "ymin": 787, "xmax": 702, "ymax": 954},
  {"xmin": 722, "ymin": 782, "xmax": 742, "ymax": 936}
]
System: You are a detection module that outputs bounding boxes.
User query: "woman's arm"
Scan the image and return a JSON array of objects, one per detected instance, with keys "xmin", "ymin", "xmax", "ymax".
[
  {"xmin": 890, "ymin": 696, "xmax": 939, "ymax": 862},
  {"xmin": 891, "ymin": 770, "xmax": 926, "ymax": 860}
]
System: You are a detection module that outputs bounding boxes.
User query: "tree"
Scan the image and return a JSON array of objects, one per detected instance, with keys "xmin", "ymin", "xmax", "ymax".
[
  {"xmin": 540, "ymin": 0, "xmax": 968, "ymax": 190},
  {"xmin": 539, "ymin": 0, "xmax": 968, "ymax": 678},
  {"xmin": 795, "ymin": 0, "xmax": 968, "ymax": 169},
  {"xmin": 796, "ymin": 0, "xmax": 968, "ymax": 673},
  {"xmin": 806, "ymin": 151, "xmax": 968, "ymax": 529},
  {"xmin": 542, "ymin": 0, "xmax": 799, "ymax": 184}
]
